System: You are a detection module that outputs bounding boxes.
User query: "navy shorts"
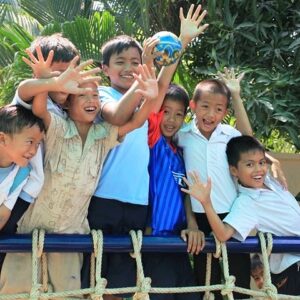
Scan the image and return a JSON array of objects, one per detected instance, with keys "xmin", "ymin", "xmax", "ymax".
[
  {"xmin": 81, "ymin": 196, "xmax": 148, "ymax": 295},
  {"xmin": 194, "ymin": 213, "xmax": 250, "ymax": 300},
  {"xmin": 143, "ymin": 253, "xmax": 200, "ymax": 300}
]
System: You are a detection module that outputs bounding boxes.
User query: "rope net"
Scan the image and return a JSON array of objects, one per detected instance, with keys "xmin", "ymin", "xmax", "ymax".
[{"xmin": 0, "ymin": 229, "xmax": 299, "ymax": 300}]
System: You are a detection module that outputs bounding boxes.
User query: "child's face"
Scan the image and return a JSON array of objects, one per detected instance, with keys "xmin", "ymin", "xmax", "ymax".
[
  {"xmin": 102, "ymin": 47, "xmax": 141, "ymax": 94},
  {"xmin": 67, "ymin": 82, "xmax": 100, "ymax": 124},
  {"xmin": 160, "ymin": 98, "xmax": 185, "ymax": 141},
  {"xmin": 251, "ymin": 266, "xmax": 264, "ymax": 289},
  {"xmin": 190, "ymin": 91, "xmax": 228, "ymax": 139},
  {"xmin": 48, "ymin": 61, "xmax": 71, "ymax": 105},
  {"xmin": 230, "ymin": 150, "xmax": 268, "ymax": 188},
  {"xmin": 0, "ymin": 125, "xmax": 44, "ymax": 167}
]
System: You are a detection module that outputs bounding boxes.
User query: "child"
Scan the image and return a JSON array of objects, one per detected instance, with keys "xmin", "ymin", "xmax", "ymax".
[
  {"xmin": 81, "ymin": 5, "xmax": 209, "ymax": 299},
  {"xmin": 144, "ymin": 84, "xmax": 205, "ymax": 300},
  {"xmin": 182, "ymin": 135, "xmax": 300, "ymax": 296},
  {"xmin": 0, "ymin": 105, "xmax": 44, "ymax": 231},
  {"xmin": 251, "ymin": 254, "xmax": 264, "ymax": 290},
  {"xmin": 0, "ymin": 60, "xmax": 158, "ymax": 294},
  {"xmin": 176, "ymin": 74, "xmax": 253, "ymax": 299}
]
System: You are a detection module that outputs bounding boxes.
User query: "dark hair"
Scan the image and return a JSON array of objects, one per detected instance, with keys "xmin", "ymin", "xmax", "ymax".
[
  {"xmin": 29, "ymin": 33, "xmax": 79, "ymax": 63},
  {"xmin": 251, "ymin": 254, "xmax": 263, "ymax": 273},
  {"xmin": 0, "ymin": 105, "xmax": 45, "ymax": 134},
  {"xmin": 101, "ymin": 35, "xmax": 142, "ymax": 66},
  {"xmin": 164, "ymin": 83, "xmax": 189, "ymax": 113},
  {"xmin": 192, "ymin": 79, "xmax": 231, "ymax": 107},
  {"xmin": 226, "ymin": 135, "xmax": 265, "ymax": 167}
]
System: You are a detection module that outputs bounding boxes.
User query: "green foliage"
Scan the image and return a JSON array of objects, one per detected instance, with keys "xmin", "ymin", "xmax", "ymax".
[{"xmin": 0, "ymin": 0, "xmax": 299, "ymax": 152}]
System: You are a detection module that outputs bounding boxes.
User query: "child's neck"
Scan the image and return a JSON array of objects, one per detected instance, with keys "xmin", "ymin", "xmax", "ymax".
[{"xmin": 74, "ymin": 121, "xmax": 93, "ymax": 147}]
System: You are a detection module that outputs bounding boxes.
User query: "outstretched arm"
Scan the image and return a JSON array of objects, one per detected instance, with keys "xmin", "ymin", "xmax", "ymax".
[
  {"xmin": 19, "ymin": 54, "xmax": 101, "ymax": 101},
  {"xmin": 181, "ymin": 171, "xmax": 235, "ymax": 242},
  {"xmin": 32, "ymin": 92, "xmax": 51, "ymax": 129},
  {"xmin": 118, "ymin": 64, "xmax": 158, "ymax": 137},
  {"xmin": 142, "ymin": 4, "xmax": 209, "ymax": 113}
]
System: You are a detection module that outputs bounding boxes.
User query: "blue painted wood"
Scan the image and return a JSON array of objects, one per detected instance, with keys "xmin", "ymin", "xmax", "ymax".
[{"xmin": 0, "ymin": 234, "xmax": 299, "ymax": 253}]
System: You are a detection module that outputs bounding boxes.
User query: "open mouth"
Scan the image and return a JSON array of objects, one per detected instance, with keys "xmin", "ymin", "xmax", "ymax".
[{"xmin": 84, "ymin": 106, "xmax": 98, "ymax": 112}]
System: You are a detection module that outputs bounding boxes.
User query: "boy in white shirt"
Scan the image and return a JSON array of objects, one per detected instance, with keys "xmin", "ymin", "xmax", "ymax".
[
  {"xmin": 0, "ymin": 105, "xmax": 44, "ymax": 232},
  {"xmin": 182, "ymin": 135, "xmax": 300, "ymax": 296}
]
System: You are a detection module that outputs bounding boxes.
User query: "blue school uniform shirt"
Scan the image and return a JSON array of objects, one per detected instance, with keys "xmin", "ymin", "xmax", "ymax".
[
  {"xmin": 148, "ymin": 112, "xmax": 186, "ymax": 236},
  {"xmin": 93, "ymin": 86, "xmax": 150, "ymax": 205}
]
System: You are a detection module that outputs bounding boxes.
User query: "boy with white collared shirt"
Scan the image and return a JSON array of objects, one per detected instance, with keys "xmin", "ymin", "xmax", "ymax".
[
  {"xmin": 182, "ymin": 135, "xmax": 300, "ymax": 295},
  {"xmin": 176, "ymin": 75, "xmax": 252, "ymax": 299}
]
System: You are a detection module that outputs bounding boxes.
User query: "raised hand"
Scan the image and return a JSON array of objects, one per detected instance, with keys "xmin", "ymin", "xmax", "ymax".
[
  {"xmin": 218, "ymin": 67, "xmax": 245, "ymax": 99},
  {"xmin": 181, "ymin": 171, "xmax": 212, "ymax": 206},
  {"xmin": 179, "ymin": 4, "xmax": 209, "ymax": 48},
  {"xmin": 134, "ymin": 64, "xmax": 158, "ymax": 100},
  {"xmin": 23, "ymin": 45, "xmax": 60, "ymax": 79},
  {"xmin": 56, "ymin": 56, "xmax": 101, "ymax": 94},
  {"xmin": 142, "ymin": 37, "xmax": 160, "ymax": 69}
]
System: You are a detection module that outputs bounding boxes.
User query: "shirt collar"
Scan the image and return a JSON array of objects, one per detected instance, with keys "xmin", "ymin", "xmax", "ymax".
[
  {"xmin": 181, "ymin": 118, "xmax": 234, "ymax": 138},
  {"xmin": 237, "ymin": 174, "xmax": 282, "ymax": 200},
  {"xmin": 64, "ymin": 118, "xmax": 110, "ymax": 140}
]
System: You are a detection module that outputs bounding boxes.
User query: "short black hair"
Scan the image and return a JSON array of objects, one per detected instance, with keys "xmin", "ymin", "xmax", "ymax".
[
  {"xmin": 101, "ymin": 35, "xmax": 142, "ymax": 66},
  {"xmin": 30, "ymin": 33, "xmax": 79, "ymax": 63},
  {"xmin": 226, "ymin": 135, "xmax": 265, "ymax": 167},
  {"xmin": 192, "ymin": 79, "xmax": 231, "ymax": 107},
  {"xmin": 0, "ymin": 105, "xmax": 45, "ymax": 134},
  {"xmin": 251, "ymin": 254, "xmax": 263, "ymax": 273},
  {"xmin": 164, "ymin": 83, "xmax": 189, "ymax": 113}
]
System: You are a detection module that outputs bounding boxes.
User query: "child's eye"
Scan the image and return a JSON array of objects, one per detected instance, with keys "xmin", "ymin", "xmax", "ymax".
[
  {"xmin": 132, "ymin": 62, "xmax": 140, "ymax": 66},
  {"xmin": 260, "ymin": 160, "xmax": 267, "ymax": 166},
  {"xmin": 217, "ymin": 108, "xmax": 224, "ymax": 112},
  {"xmin": 176, "ymin": 112, "xmax": 184, "ymax": 117},
  {"xmin": 246, "ymin": 163, "xmax": 253, "ymax": 167},
  {"xmin": 164, "ymin": 110, "xmax": 170, "ymax": 115}
]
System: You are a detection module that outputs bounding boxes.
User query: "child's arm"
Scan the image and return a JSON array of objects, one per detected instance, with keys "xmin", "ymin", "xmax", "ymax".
[
  {"xmin": 0, "ymin": 205, "xmax": 11, "ymax": 231},
  {"xmin": 143, "ymin": 4, "xmax": 209, "ymax": 114},
  {"xmin": 181, "ymin": 171, "xmax": 235, "ymax": 242},
  {"xmin": 218, "ymin": 67, "xmax": 253, "ymax": 136},
  {"xmin": 19, "ymin": 55, "xmax": 101, "ymax": 101},
  {"xmin": 180, "ymin": 195, "xmax": 205, "ymax": 254},
  {"xmin": 219, "ymin": 68, "xmax": 288, "ymax": 188},
  {"xmin": 118, "ymin": 64, "xmax": 158, "ymax": 137},
  {"xmin": 32, "ymin": 93, "xmax": 51, "ymax": 129}
]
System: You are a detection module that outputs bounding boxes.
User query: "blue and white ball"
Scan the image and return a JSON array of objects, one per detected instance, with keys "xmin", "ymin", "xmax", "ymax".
[{"xmin": 153, "ymin": 31, "xmax": 183, "ymax": 66}]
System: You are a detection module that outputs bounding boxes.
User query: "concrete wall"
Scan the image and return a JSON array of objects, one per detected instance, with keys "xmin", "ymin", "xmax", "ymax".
[{"xmin": 272, "ymin": 153, "xmax": 300, "ymax": 197}]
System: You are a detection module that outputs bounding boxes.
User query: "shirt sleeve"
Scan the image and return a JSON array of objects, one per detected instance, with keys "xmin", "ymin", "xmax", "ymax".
[
  {"xmin": 223, "ymin": 195, "xmax": 258, "ymax": 241},
  {"xmin": 11, "ymin": 90, "xmax": 32, "ymax": 109},
  {"xmin": 148, "ymin": 111, "xmax": 163, "ymax": 148}
]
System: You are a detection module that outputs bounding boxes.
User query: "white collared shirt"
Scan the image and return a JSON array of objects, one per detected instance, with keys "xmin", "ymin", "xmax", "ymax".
[
  {"xmin": 224, "ymin": 175, "xmax": 300, "ymax": 273},
  {"xmin": 176, "ymin": 119, "xmax": 241, "ymax": 213}
]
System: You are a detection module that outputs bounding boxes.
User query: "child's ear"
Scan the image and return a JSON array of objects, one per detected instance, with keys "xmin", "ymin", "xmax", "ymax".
[
  {"xmin": 189, "ymin": 99, "xmax": 196, "ymax": 112},
  {"xmin": 102, "ymin": 64, "xmax": 109, "ymax": 77},
  {"xmin": 229, "ymin": 165, "xmax": 238, "ymax": 177},
  {"xmin": 0, "ymin": 132, "xmax": 8, "ymax": 145}
]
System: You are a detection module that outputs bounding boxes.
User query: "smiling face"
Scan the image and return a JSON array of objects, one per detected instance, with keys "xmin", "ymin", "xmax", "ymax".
[
  {"xmin": 230, "ymin": 150, "xmax": 268, "ymax": 188},
  {"xmin": 48, "ymin": 61, "xmax": 71, "ymax": 106},
  {"xmin": 190, "ymin": 90, "xmax": 228, "ymax": 139},
  {"xmin": 0, "ymin": 125, "xmax": 44, "ymax": 167},
  {"xmin": 67, "ymin": 82, "xmax": 100, "ymax": 124},
  {"xmin": 102, "ymin": 47, "xmax": 141, "ymax": 94},
  {"xmin": 160, "ymin": 98, "xmax": 185, "ymax": 141}
]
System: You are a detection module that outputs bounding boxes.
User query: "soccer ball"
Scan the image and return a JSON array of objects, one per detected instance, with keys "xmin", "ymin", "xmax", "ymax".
[{"xmin": 153, "ymin": 31, "xmax": 183, "ymax": 66}]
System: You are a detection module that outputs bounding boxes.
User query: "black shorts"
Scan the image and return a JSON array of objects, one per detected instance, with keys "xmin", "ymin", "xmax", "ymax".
[
  {"xmin": 0, "ymin": 197, "xmax": 30, "ymax": 271},
  {"xmin": 143, "ymin": 253, "xmax": 200, "ymax": 300},
  {"xmin": 194, "ymin": 213, "xmax": 251, "ymax": 300},
  {"xmin": 271, "ymin": 262, "xmax": 300, "ymax": 295},
  {"xmin": 81, "ymin": 196, "xmax": 148, "ymax": 295}
]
